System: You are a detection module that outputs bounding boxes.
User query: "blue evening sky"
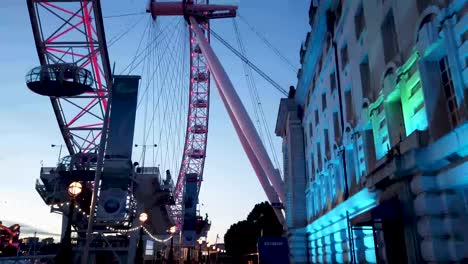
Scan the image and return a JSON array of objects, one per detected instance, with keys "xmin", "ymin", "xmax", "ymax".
[{"xmin": 0, "ymin": 0, "xmax": 309, "ymax": 243}]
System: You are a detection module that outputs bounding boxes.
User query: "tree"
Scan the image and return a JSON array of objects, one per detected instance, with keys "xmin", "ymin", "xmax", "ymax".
[{"xmin": 224, "ymin": 202, "xmax": 283, "ymax": 260}]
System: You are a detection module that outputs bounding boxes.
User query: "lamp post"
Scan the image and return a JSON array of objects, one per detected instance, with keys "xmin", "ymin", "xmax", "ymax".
[
  {"xmin": 168, "ymin": 226, "xmax": 176, "ymax": 264},
  {"xmin": 134, "ymin": 144, "xmax": 157, "ymax": 168},
  {"xmin": 135, "ymin": 212, "xmax": 148, "ymax": 264},
  {"xmin": 55, "ymin": 182, "xmax": 82, "ymax": 263},
  {"xmin": 216, "ymin": 248, "xmax": 220, "ymax": 263},
  {"xmin": 206, "ymin": 243, "xmax": 211, "ymax": 264},
  {"xmin": 51, "ymin": 144, "xmax": 63, "ymax": 163},
  {"xmin": 198, "ymin": 239, "xmax": 203, "ymax": 264}
]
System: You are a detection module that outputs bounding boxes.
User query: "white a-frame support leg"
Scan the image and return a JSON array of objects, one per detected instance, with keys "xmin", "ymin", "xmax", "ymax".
[{"xmin": 189, "ymin": 17, "xmax": 285, "ymax": 204}]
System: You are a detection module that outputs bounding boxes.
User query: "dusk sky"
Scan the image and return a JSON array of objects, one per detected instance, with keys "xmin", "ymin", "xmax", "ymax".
[{"xmin": 0, "ymin": 0, "xmax": 309, "ymax": 243}]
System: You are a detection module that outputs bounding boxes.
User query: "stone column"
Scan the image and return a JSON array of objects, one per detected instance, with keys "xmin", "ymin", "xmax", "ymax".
[{"xmin": 276, "ymin": 98, "xmax": 308, "ymax": 263}]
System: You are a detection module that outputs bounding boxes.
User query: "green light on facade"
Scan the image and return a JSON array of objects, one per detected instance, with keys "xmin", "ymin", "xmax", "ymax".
[
  {"xmin": 369, "ymin": 95, "xmax": 389, "ymax": 160},
  {"xmin": 398, "ymin": 52, "xmax": 428, "ymax": 136}
]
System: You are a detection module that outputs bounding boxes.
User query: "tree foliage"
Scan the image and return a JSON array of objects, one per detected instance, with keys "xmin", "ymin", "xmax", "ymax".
[{"xmin": 224, "ymin": 202, "xmax": 283, "ymax": 259}]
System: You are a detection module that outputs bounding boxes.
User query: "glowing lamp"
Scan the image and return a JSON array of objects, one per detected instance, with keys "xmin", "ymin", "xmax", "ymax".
[
  {"xmin": 169, "ymin": 226, "xmax": 176, "ymax": 234},
  {"xmin": 139, "ymin": 212, "xmax": 148, "ymax": 223},
  {"xmin": 68, "ymin": 182, "xmax": 82, "ymax": 198}
]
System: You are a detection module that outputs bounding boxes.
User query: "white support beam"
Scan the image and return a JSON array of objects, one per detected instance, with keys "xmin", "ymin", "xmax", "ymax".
[{"xmin": 189, "ymin": 17, "xmax": 285, "ymax": 202}]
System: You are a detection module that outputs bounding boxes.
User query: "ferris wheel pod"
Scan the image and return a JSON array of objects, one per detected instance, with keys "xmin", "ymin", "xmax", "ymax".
[
  {"xmin": 193, "ymin": 45, "xmax": 202, "ymax": 54},
  {"xmin": 188, "ymin": 149, "xmax": 205, "ymax": 159},
  {"xmin": 189, "ymin": 124, "xmax": 207, "ymax": 134},
  {"xmin": 25, "ymin": 64, "xmax": 94, "ymax": 97},
  {"xmin": 192, "ymin": 98, "xmax": 208, "ymax": 108},
  {"xmin": 193, "ymin": 72, "xmax": 208, "ymax": 82}
]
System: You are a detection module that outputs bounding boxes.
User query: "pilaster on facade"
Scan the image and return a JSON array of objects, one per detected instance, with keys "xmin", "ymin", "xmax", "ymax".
[{"xmin": 276, "ymin": 98, "xmax": 308, "ymax": 263}]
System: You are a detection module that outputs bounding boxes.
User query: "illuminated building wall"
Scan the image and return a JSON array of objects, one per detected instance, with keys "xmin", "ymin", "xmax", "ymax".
[{"xmin": 277, "ymin": 0, "xmax": 468, "ymax": 263}]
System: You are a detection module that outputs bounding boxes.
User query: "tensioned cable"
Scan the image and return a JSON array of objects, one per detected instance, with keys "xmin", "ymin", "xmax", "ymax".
[
  {"xmin": 237, "ymin": 13, "xmax": 297, "ymax": 73},
  {"xmin": 210, "ymin": 29, "xmax": 288, "ymax": 96},
  {"xmin": 133, "ymin": 19, "xmax": 183, "ymax": 111},
  {"xmin": 232, "ymin": 19, "xmax": 283, "ymax": 174},
  {"xmin": 104, "ymin": 11, "xmax": 146, "ymax": 19},
  {"xmin": 159, "ymin": 24, "xmax": 186, "ymax": 174},
  {"xmin": 136, "ymin": 18, "xmax": 183, "ymax": 111},
  {"xmin": 157, "ymin": 23, "xmax": 186, "ymax": 172},
  {"xmin": 150, "ymin": 21, "xmax": 183, "ymax": 168},
  {"xmin": 231, "ymin": 20, "xmax": 266, "ymax": 144},
  {"xmin": 120, "ymin": 17, "xmax": 179, "ymax": 75},
  {"xmin": 139, "ymin": 19, "xmax": 154, "ymax": 166},
  {"xmin": 137, "ymin": 18, "xmax": 184, "ymax": 167},
  {"xmin": 127, "ymin": 18, "xmax": 179, "ymax": 75},
  {"xmin": 126, "ymin": 18, "xmax": 153, "ymax": 72},
  {"xmin": 107, "ymin": 14, "xmax": 147, "ymax": 47},
  {"xmin": 135, "ymin": 18, "xmax": 186, "ymax": 171},
  {"xmin": 173, "ymin": 28, "xmax": 188, "ymax": 175}
]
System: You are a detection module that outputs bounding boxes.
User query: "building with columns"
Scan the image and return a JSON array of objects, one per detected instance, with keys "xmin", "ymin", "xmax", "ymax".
[{"xmin": 276, "ymin": 0, "xmax": 468, "ymax": 263}]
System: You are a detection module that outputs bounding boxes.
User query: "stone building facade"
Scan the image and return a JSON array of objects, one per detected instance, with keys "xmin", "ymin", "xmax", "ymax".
[{"xmin": 276, "ymin": 0, "xmax": 468, "ymax": 263}]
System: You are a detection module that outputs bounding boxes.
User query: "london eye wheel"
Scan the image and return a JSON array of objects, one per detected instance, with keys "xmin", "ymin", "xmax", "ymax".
[{"xmin": 26, "ymin": 0, "xmax": 239, "ymax": 238}]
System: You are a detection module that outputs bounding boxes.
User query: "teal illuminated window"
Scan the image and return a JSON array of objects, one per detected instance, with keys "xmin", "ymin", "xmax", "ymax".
[
  {"xmin": 439, "ymin": 56, "xmax": 460, "ymax": 127},
  {"xmin": 370, "ymin": 99, "xmax": 389, "ymax": 160},
  {"xmin": 398, "ymin": 53, "xmax": 428, "ymax": 135},
  {"xmin": 356, "ymin": 133, "xmax": 366, "ymax": 180}
]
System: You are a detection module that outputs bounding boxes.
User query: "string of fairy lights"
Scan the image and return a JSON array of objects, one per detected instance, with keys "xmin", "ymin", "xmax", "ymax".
[
  {"xmin": 106, "ymin": 225, "xmax": 172, "ymax": 243},
  {"xmin": 52, "ymin": 203, "xmax": 171, "ymax": 243},
  {"xmin": 54, "ymin": 202, "xmax": 89, "ymax": 218},
  {"xmin": 142, "ymin": 226, "xmax": 173, "ymax": 243}
]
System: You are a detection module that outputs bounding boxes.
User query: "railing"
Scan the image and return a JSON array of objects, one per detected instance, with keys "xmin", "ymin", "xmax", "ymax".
[{"xmin": 25, "ymin": 64, "xmax": 93, "ymax": 86}]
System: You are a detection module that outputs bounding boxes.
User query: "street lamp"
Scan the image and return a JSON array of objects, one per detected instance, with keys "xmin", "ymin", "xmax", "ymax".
[
  {"xmin": 55, "ymin": 182, "xmax": 82, "ymax": 263},
  {"xmin": 51, "ymin": 144, "xmax": 64, "ymax": 163},
  {"xmin": 68, "ymin": 182, "xmax": 82, "ymax": 198},
  {"xmin": 135, "ymin": 212, "xmax": 148, "ymax": 264},
  {"xmin": 139, "ymin": 213, "xmax": 148, "ymax": 223},
  {"xmin": 206, "ymin": 243, "xmax": 211, "ymax": 264},
  {"xmin": 215, "ymin": 247, "xmax": 221, "ymax": 263},
  {"xmin": 134, "ymin": 144, "xmax": 157, "ymax": 168},
  {"xmin": 198, "ymin": 238, "xmax": 203, "ymax": 263},
  {"xmin": 168, "ymin": 226, "xmax": 176, "ymax": 264}
]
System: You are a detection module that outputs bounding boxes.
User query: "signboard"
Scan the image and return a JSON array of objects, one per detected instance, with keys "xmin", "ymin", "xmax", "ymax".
[{"xmin": 258, "ymin": 236, "xmax": 290, "ymax": 264}]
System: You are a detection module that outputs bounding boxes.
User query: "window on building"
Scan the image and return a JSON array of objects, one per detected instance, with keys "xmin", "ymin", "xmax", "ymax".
[
  {"xmin": 381, "ymin": 10, "xmax": 399, "ymax": 64},
  {"xmin": 318, "ymin": 58, "xmax": 323, "ymax": 76},
  {"xmin": 145, "ymin": 240, "xmax": 154, "ymax": 256},
  {"xmin": 333, "ymin": 112, "xmax": 341, "ymax": 140},
  {"xmin": 317, "ymin": 142, "xmax": 322, "ymax": 171},
  {"xmin": 324, "ymin": 129, "xmax": 331, "ymax": 160},
  {"xmin": 356, "ymin": 133, "xmax": 366, "ymax": 180},
  {"xmin": 371, "ymin": 103, "xmax": 390, "ymax": 160},
  {"xmin": 439, "ymin": 56, "xmax": 460, "ymax": 128},
  {"xmin": 322, "ymin": 93, "xmax": 327, "ymax": 111},
  {"xmin": 310, "ymin": 153, "xmax": 315, "ymax": 181},
  {"xmin": 340, "ymin": 44, "xmax": 349, "ymax": 69},
  {"xmin": 309, "ymin": 122, "xmax": 313, "ymax": 138},
  {"xmin": 355, "ymin": 4, "xmax": 365, "ymax": 40},
  {"xmin": 360, "ymin": 56, "xmax": 371, "ymax": 98},
  {"xmin": 345, "ymin": 90, "xmax": 354, "ymax": 122},
  {"xmin": 325, "ymin": 35, "xmax": 332, "ymax": 54},
  {"xmin": 330, "ymin": 71, "xmax": 337, "ymax": 92},
  {"xmin": 345, "ymin": 147, "xmax": 358, "ymax": 188},
  {"xmin": 315, "ymin": 109, "xmax": 319, "ymax": 126}
]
